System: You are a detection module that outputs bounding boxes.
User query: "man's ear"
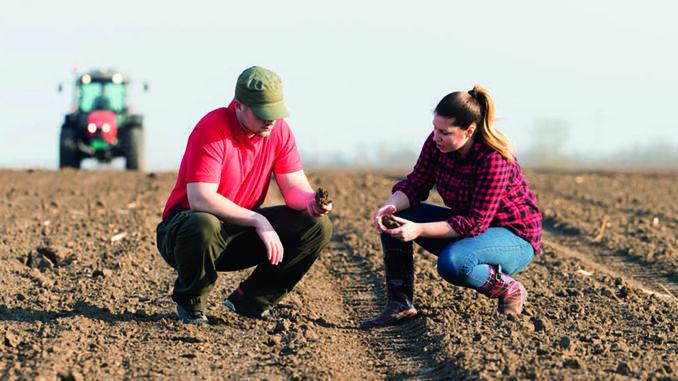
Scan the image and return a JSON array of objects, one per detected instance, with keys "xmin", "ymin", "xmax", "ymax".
[{"xmin": 233, "ymin": 100, "xmax": 242, "ymax": 110}]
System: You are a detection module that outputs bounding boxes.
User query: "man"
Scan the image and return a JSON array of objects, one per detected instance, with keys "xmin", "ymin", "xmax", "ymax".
[{"xmin": 156, "ymin": 66, "xmax": 332, "ymax": 324}]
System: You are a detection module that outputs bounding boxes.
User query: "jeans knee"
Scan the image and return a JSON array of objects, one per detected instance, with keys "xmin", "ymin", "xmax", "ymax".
[
  {"xmin": 178, "ymin": 212, "xmax": 221, "ymax": 247},
  {"xmin": 437, "ymin": 253, "xmax": 471, "ymax": 286}
]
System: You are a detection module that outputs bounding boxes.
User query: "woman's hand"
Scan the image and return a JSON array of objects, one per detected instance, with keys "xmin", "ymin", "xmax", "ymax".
[
  {"xmin": 386, "ymin": 216, "xmax": 422, "ymax": 242},
  {"xmin": 374, "ymin": 204, "xmax": 397, "ymax": 233}
]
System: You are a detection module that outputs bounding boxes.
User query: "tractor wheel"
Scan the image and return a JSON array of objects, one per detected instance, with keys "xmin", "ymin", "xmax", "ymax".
[
  {"xmin": 121, "ymin": 127, "xmax": 144, "ymax": 170},
  {"xmin": 59, "ymin": 129, "xmax": 80, "ymax": 169}
]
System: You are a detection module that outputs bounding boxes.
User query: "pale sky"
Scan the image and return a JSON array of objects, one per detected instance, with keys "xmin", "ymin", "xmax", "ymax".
[{"xmin": 1, "ymin": 1, "xmax": 677, "ymax": 170}]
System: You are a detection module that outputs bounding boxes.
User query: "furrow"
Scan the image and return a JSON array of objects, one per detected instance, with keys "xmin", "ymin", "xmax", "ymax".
[
  {"xmin": 326, "ymin": 241, "xmax": 458, "ymax": 380},
  {"xmin": 544, "ymin": 234, "xmax": 678, "ymax": 299}
]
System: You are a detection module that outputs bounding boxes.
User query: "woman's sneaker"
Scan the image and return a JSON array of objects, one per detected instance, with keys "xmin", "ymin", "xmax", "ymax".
[
  {"xmin": 360, "ymin": 302, "xmax": 417, "ymax": 329},
  {"xmin": 176, "ymin": 304, "xmax": 208, "ymax": 324}
]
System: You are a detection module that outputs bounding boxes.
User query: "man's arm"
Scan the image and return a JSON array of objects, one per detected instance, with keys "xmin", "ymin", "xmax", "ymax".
[
  {"xmin": 274, "ymin": 170, "xmax": 332, "ymax": 216},
  {"xmin": 187, "ymin": 182, "xmax": 265, "ymax": 227},
  {"xmin": 186, "ymin": 182, "xmax": 284, "ymax": 265}
]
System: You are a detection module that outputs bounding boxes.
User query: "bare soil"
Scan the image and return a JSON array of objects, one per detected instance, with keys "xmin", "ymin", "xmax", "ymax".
[{"xmin": 0, "ymin": 168, "xmax": 676, "ymax": 380}]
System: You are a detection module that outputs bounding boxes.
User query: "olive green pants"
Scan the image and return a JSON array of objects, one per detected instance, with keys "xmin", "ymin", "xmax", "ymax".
[{"xmin": 156, "ymin": 206, "xmax": 332, "ymax": 311}]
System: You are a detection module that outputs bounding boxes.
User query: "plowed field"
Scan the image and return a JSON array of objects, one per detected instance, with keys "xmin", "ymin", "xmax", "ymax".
[{"xmin": 1, "ymin": 169, "xmax": 676, "ymax": 380}]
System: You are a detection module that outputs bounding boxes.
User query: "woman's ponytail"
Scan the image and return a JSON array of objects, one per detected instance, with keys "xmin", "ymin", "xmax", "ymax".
[{"xmin": 468, "ymin": 85, "xmax": 515, "ymax": 163}]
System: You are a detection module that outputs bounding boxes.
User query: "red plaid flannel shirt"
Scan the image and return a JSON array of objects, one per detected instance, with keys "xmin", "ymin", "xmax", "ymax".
[{"xmin": 393, "ymin": 133, "xmax": 542, "ymax": 253}]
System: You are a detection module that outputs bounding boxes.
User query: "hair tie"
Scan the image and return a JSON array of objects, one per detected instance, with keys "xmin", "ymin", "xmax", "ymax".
[{"xmin": 468, "ymin": 89, "xmax": 478, "ymax": 99}]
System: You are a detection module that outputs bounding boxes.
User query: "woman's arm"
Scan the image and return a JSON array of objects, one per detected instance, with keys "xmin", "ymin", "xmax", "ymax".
[
  {"xmin": 386, "ymin": 217, "xmax": 461, "ymax": 242},
  {"xmin": 374, "ymin": 191, "xmax": 410, "ymax": 232},
  {"xmin": 446, "ymin": 153, "xmax": 511, "ymax": 238}
]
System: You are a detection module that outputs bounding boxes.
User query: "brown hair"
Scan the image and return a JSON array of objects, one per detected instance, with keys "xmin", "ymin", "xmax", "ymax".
[{"xmin": 434, "ymin": 85, "xmax": 515, "ymax": 163}]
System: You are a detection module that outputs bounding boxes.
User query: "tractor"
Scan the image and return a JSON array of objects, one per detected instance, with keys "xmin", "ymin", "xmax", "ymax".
[{"xmin": 58, "ymin": 69, "xmax": 146, "ymax": 170}]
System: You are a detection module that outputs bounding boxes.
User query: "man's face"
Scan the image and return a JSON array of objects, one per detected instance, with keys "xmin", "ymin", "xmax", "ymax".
[{"xmin": 235, "ymin": 102, "xmax": 276, "ymax": 137}]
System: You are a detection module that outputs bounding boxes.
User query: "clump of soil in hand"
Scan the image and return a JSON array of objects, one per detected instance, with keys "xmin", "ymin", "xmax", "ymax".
[
  {"xmin": 315, "ymin": 187, "xmax": 333, "ymax": 207},
  {"xmin": 381, "ymin": 214, "xmax": 401, "ymax": 229}
]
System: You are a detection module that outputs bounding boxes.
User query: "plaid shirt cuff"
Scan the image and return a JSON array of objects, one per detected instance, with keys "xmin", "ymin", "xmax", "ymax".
[{"xmin": 446, "ymin": 216, "xmax": 485, "ymax": 237}]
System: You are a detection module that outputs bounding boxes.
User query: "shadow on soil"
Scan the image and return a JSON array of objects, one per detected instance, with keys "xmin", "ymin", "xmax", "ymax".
[{"xmin": 0, "ymin": 301, "xmax": 174, "ymax": 324}]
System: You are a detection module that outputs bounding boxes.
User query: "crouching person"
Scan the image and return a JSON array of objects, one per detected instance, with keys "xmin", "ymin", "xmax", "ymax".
[
  {"xmin": 363, "ymin": 85, "xmax": 541, "ymax": 329},
  {"xmin": 157, "ymin": 66, "xmax": 332, "ymax": 324}
]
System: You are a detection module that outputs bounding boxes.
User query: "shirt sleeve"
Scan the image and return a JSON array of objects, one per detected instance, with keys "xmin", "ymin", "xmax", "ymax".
[
  {"xmin": 273, "ymin": 120, "xmax": 303, "ymax": 174},
  {"xmin": 392, "ymin": 133, "xmax": 437, "ymax": 207},
  {"xmin": 184, "ymin": 122, "xmax": 225, "ymax": 184},
  {"xmin": 446, "ymin": 151, "xmax": 511, "ymax": 237}
]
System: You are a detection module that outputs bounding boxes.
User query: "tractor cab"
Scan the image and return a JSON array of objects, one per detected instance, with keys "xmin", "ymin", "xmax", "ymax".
[{"xmin": 59, "ymin": 69, "xmax": 145, "ymax": 170}]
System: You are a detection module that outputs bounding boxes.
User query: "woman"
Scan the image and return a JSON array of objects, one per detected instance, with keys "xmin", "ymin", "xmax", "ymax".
[{"xmin": 362, "ymin": 85, "xmax": 542, "ymax": 329}]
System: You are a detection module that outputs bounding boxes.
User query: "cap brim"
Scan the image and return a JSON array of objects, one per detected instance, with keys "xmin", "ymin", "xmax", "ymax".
[{"xmin": 250, "ymin": 102, "xmax": 289, "ymax": 121}]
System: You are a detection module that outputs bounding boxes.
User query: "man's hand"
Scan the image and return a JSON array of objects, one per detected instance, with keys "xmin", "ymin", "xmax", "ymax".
[
  {"xmin": 254, "ymin": 215, "xmax": 284, "ymax": 265},
  {"xmin": 307, "ymin": 195, "xmax": 332, "ymax": 217},
  {"xmin": 385, "ymin": 216, "xmax": 422, "ymax": 242}
]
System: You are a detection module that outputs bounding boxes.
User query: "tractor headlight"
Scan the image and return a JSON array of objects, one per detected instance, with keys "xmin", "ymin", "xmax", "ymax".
[
  {"xmin": 87, "ymin": 123, "xmax": 97, "ymax": 134},
  {"xmin": 81, "ymin": 74, "xmax": 92, "ymax": 84},
  {"xmin": 112, "ymin": 73, "xmax": 123, "ymax": 84},
  {"xmin": 102, "ymin": 123, "xmax": 111, "ymax": 133}
]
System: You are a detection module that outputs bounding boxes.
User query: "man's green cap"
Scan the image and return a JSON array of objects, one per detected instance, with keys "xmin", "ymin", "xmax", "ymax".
[{"xmin": 235, "ymin": 66, "xmax": 289, "ymax": 120}]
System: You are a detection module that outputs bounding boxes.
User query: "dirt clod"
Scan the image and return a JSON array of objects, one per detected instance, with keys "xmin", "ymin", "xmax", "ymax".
[
  {"xmin": 92, "ymin": 269, "xmax": 112, "ymax": 278},
  {"xmin": 4, "ymin": 332, "xmax": 20, "ymax": 348},
  {"xmin": 563, "ymin": 358, "xmax": 582, "ymax": 369},
  {"xmin": 616, "ymin": 361, "xmax": 635, "ymax": 376},
  {"xmin": 381, "ymin": 214, "xmax": 401, "ymax": 229},
  {"xmin": 314, "ymin": 187, "xmax": 332, "ymax": 207},
  {"xmin": 533, "ymin": 317, "xmax": 553, "ymax": 332}
]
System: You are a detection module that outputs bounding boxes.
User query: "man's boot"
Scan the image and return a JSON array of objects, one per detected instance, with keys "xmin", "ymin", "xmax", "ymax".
[
  {"xmin": 361, "ymin": 247, "xmax": 417, "ymax": 329},
  {"xmin": 477, "ymin": 265, "xmax": 527, "ymax": 315}
]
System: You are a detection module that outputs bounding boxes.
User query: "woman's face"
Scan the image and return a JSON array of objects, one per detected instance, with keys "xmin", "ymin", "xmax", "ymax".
[{"xmin": 432, "ymin": 114, "xmax": 475, "ymax": 154}]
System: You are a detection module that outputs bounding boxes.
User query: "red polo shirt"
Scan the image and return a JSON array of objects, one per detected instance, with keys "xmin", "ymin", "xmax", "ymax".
[{"xmin": 162, "ymin": 101, "xmax": 302, "ymax": 219}]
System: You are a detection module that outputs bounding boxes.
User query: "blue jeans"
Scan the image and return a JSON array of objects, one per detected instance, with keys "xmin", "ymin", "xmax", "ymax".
[{"xmin": 382, "ymin": 203, "xmax": 534, "ymax": 289}]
